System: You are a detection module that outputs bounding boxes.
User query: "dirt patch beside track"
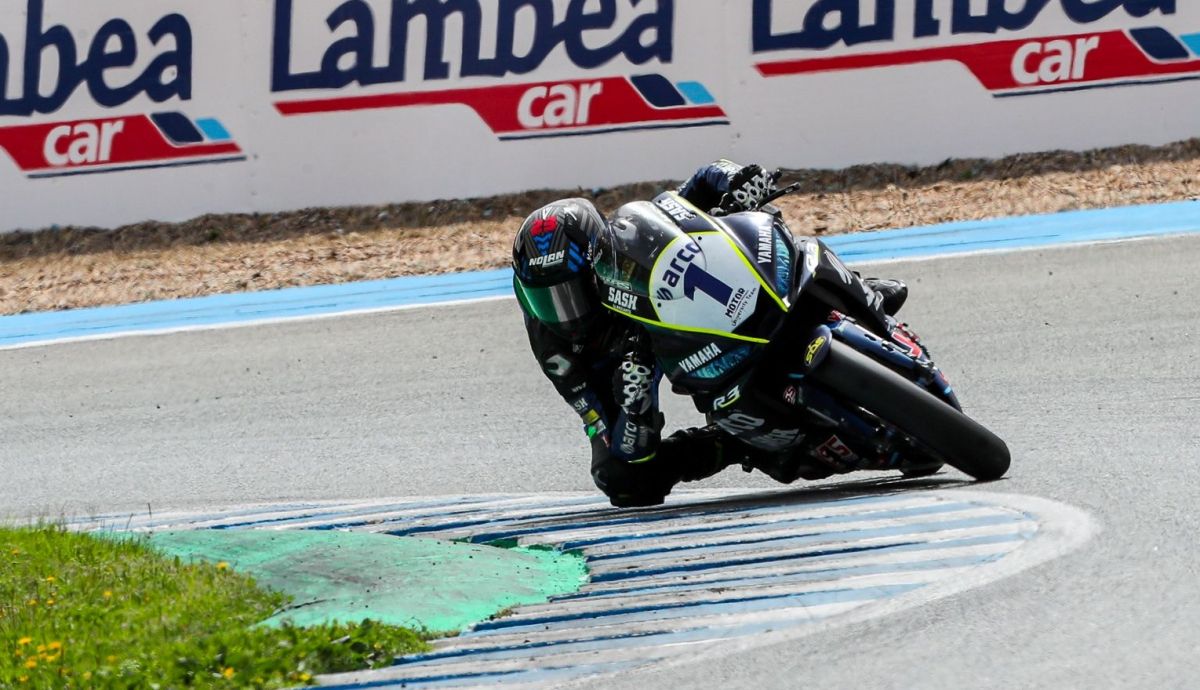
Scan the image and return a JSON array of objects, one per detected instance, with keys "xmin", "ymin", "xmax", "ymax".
[{"xmin": 2, "ymin": 139, "xmax": 1198, "ymax": 315}]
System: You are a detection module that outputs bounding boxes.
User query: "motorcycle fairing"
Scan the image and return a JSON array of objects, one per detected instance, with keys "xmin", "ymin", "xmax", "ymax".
[
  {"xmin": 792, "ymin": 238, "xmax": 892, "ymax": 337},
  {"xmin": 593, "ymin": 193, "xmax": 793, "ymax": 394}
]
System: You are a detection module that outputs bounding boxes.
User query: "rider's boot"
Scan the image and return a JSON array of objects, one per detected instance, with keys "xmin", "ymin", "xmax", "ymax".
[
  {"xmin": 660, "ymin": 425, "xmax": 741, "ymax": 483},
  {"xmin": 862, "ymin": 277, "xmax": 908, "ymax": 316}
]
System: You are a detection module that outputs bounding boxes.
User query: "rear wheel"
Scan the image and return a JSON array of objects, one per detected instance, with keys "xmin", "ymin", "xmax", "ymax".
[{"xmin": 809, "ymin": 341, "xmax": 1010, "ymax": 481}]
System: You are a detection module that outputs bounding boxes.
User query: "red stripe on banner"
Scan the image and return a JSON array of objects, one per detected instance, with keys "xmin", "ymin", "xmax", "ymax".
[
  {"xmin": 275, "ymin": 77, "xmax": 726, "ymax": 135},
  {"xmin": 0, "ymin": 115, "xmax": 241, "ymax": 173},
  {"xmin": 756, "ymin": 30, "xmax": 1200, "ymax": 92}
]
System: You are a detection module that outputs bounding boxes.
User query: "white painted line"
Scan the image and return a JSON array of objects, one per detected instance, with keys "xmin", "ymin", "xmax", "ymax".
[{"xmin": 100, "ymin": 488, "xmax": 1094, "ymax": 689}]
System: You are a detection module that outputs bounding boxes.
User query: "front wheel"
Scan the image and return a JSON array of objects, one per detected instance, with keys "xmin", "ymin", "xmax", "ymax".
[{"xmin": 809, "ymin": 341, "xmax": 1011, "ymax": 481}]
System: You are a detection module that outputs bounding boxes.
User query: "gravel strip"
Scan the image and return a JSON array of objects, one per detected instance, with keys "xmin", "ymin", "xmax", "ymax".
[{"xmin": 2, "ymin": 139, "xmax": 1198, "ymax": 315}]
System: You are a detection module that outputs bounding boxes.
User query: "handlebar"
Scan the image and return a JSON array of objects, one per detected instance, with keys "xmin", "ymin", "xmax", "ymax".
[{"xmin": 757, "ymin": 181, "xmax": 802, "ymax": 209}]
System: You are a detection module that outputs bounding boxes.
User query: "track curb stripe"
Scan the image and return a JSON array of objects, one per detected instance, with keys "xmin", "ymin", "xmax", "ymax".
[{"xmin": 80, "ymin": 487, "xmax": 1094, "ymax": 689}]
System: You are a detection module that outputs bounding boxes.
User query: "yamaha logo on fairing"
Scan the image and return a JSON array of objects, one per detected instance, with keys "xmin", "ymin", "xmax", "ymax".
[
  {"xmin": 271, "ymin": 0, "xmax": 730, "ymax": 139},
  {"xmin": 757, "ymin": 228, "xmax": 773, "ymax": 264},
  {"xmin": 680, "ymin": 343, "xmax": 722, "ymax": 373}
]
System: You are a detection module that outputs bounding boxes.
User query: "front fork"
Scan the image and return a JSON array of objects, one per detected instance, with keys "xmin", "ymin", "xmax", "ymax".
[
  {"xmin": 826, "ymin": 316, "xmax": 960, "ymax": 410},
  {"xmin": 788, "ymin": 315, "xmax": 959, "ymax": 472}
]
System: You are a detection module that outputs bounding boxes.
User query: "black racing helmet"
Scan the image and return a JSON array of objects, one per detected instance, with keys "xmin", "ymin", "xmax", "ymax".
[{"xmin": 512, "ymin": 199, "xmax": 607, "ymax": 339}]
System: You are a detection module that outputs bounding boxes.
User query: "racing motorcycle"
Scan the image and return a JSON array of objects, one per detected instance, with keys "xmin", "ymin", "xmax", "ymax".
[{"xmin": 590, "ymin": 189, "xmax": 1010, "ymax": 482}]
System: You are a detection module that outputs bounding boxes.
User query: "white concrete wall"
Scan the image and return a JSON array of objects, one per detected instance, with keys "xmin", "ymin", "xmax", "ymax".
[{"xmin": 1, "ymin": 0, "xmax": 1196, "ymax": 232}]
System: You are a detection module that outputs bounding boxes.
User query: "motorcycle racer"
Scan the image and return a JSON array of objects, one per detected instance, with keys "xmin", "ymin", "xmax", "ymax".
[{"xmin": 512, "ymin": 161, "xmax": 908, "ymax": 507}]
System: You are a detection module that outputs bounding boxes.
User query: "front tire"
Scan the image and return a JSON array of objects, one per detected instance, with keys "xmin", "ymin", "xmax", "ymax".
[{"xmin": 809, "ymin": 341, "xmax": 1010, "ymax": 481}]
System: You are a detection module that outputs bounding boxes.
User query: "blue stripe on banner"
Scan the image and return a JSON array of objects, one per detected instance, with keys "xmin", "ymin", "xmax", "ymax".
[
  {"xmin": 1183, "ymin": 33, "xmax": 1200, "ymax": 56},
  {"xmin": 3, "ymin": 200, "xmax": 1197, "ymax": 349},
  {"xmin": 1128, "ymin": 27, "xmax": 1191, "ymax": 60},
  {"xmin": 676, "ymin": 81, "xmax": 716, "ymax": 105},
  {"xmin": 195, "ymin": 118, "xmax": 233, "ymax": 142}
]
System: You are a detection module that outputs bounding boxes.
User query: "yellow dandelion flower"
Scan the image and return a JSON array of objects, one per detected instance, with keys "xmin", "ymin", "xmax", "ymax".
[
  {"xmin": 45, "ymin": 599, "xmax": 55, "ymax": 607},
  {"xmin": 222, "ymin": 666, "xmax": 235, "ymax": 679},
  {"xmin": 300, "ymin": 672, "xmax": 312, "ymax": 682},
  {"xmin": 18, "ymin": 675, "xmax": 28, "ymax": 683},
  {"xmin": 44, "ymin": 576, "xmax": 55, "ymax": 583},
  {"xmin": 47, "ymin": 642, "xmax": 62, "ymax": 651},
  {"xmin": 216, "ymin": 562, "xmax": 230, "ymax": 571},
  {"xmin": 106, "ymin": 655, "xmax": 117, "ymax": 664},
  {"xmin": 26, "ymin": 599, "xmax": 37, "ymax": 607},
  {"xmin": 17, "ymin": 637, "xmax": 32, "ymax": 646},
  {"xmin": 35, "ymin": 645, "xmax": 45, "ymax": 654},
  {"xmin": 10, "ymin": 548, "xmax": 19, "ymax": 556},
  {"xmin": 102, "ymin": 590, "xmax": 113, "ymax": 599},
  {"xmin": 24, "ymin": 658, "xmax": 37, "ymax": 669}
]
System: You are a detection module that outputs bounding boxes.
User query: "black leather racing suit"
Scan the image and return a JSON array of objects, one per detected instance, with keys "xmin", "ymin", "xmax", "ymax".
[{"xmin": 519, "ymin": 161, "xmax": 772, "ymax": 506}]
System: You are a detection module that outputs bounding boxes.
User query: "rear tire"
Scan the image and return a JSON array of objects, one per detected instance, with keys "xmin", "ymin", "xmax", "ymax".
[{"xmin": 809, "ymin": 341, "xmax": 1010, "ymax": 481}]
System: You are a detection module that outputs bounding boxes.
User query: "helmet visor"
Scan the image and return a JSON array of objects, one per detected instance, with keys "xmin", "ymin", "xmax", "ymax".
[{"xmin": 515, "ymin": 275, "xmax": 596, "ymax": 327}]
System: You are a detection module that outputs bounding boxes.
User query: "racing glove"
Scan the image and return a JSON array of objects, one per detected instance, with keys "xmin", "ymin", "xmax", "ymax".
[
  {"xmin": 608, "ymin": 345, "xmax": 662, "ymax": 463},
  {"xmin": 713, "ymin": 165, "xmax": 780, "ymax": 215}
]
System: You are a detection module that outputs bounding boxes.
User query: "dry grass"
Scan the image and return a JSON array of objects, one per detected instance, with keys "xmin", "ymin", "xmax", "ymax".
[{"xmin": 2, "ymin": 140, "xmax": 1198, "ymax": 315}]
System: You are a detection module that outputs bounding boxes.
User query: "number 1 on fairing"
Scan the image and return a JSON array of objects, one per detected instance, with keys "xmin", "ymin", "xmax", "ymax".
[{"xmin": 683, "ymin": 264, "xmax": 734, "ymax": 306}]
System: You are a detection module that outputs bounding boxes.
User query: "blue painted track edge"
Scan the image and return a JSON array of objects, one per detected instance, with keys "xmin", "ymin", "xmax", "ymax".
[{"xmin": 2, "ymin": 200, "xmax": 1197, "ymax": 349}]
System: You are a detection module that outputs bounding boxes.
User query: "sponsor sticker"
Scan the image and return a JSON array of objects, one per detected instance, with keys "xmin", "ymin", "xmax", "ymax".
[
  {"xmin": 754, "ymin": 1, "xmax": 1197, "ymax": 97},
  {"xmin": 271, "ymin": 1, "xmax": 729, "ymax": 139},
  {"xmin": 805, "ymin": 336, "xmax": 827, "ymax": 367},
  {"xmin": 680, "ymin": 343, "xmax": 722, "ymax": 374},
  {"xmin": 608, "ymin": 287, "xmax": 640, "ymax": 313},
  {"xmin": 0, "ymin": 5, "xmax": 245, "ymax": 178}
]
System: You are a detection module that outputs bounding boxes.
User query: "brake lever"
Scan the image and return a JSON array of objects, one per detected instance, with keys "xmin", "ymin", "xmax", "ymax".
[{"xmin": 757, "ymin": 181, "xmax": 802, "ymax": 208}]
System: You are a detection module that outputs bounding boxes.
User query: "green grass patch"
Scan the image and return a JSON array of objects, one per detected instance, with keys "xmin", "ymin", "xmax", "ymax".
[{"xmin": 1, "ymin": 525, "xmax": 428, "ymax": 688}]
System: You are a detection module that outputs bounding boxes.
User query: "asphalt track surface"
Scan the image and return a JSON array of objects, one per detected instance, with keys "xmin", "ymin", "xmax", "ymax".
[{"xmin": 3, "ymin": 235, "xmax": 1200, "ymax": 687}]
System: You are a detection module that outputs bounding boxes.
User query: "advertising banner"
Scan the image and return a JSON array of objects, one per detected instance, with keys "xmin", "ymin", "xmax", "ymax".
[{"xmin": 0, "ymin": 0, "xmax": 1196, "ymax": 232}]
